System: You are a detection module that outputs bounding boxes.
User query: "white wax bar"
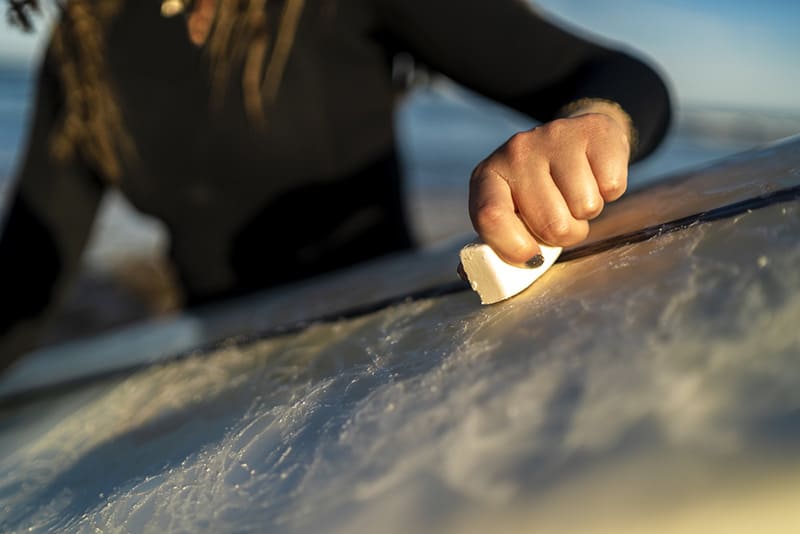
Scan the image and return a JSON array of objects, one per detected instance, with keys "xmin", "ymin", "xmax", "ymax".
[{"xmin": 459, "ymin": 241, "xmax": 562, "ymax": 304}]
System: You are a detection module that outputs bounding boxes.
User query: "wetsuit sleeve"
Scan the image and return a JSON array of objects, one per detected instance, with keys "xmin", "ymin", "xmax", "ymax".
[
  {"xmin": 0, "ymin": 51, "xmax": 104, "ymax": 371},
  {"xmin": 374, "ymin": 0, "xmax": 671, "ymax": 159}
]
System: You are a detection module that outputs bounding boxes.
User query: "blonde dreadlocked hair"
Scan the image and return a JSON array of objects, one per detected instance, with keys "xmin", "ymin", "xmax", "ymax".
[{"xmin": 6, "ymin": 0, "xmax": 306, "ymax": 183}]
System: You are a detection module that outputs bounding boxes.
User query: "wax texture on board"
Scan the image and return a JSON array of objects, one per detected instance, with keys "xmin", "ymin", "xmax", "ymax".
[{"xmin": 459, "ymin": 241, "xmax": 563, "ymax": 304}]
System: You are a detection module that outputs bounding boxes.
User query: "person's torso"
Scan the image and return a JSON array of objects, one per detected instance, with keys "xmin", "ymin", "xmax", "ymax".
[{"xmin": 101, "ymin": 0, "xmax": 409, "ymax": 301}]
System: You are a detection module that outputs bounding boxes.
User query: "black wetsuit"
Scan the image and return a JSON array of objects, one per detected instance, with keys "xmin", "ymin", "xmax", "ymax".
[{"xmin": 0, "ymin": 0, "xmax": 671, "ymax": 366}]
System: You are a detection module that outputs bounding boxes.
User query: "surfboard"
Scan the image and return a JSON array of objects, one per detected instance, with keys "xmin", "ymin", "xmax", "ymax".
[
  {"xmin": 2, "ymin": 134, "xmax": 798, "ymax": 404},
  {"xmin": 0, "ymin": 135, "xmax": 799, "ymax": 532}
]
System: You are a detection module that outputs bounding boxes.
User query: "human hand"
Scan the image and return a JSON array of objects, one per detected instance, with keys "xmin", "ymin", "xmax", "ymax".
[
  {"xmin": 468, "ymin": 99, "xmax": 634, "ymax": 266},
  {"xmin": 161, "ymin": 0, "xmax": 217, "ymax": 46},
  {"xmin": 161, "ymin": 0, "xmax": 216, "ymax": 45},
  {"xmin": 187, "ymin": 0, "xmax": 216, "ymax": 45}
]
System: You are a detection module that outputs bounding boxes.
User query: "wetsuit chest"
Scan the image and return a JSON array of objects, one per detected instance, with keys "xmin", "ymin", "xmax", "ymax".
[{"xmin": 101, "ymin": 0, "xmax": 410, "ymax": 302}]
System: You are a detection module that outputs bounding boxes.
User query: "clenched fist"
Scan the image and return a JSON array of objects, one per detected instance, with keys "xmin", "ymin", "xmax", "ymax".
[{"xmin": 469, "ymin": 99, "xmax": 635, "ymax": 266}]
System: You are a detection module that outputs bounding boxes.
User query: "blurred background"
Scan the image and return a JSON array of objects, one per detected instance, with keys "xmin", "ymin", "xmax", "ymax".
[{"xmin": 1, "ymin": 0, "xmax": 799, "ymax": 335}]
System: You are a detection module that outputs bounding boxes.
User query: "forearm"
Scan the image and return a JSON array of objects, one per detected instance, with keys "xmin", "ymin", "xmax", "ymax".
[{"xmin": 374, "ymin": 0, "xmax": 671, "ymax": 161}]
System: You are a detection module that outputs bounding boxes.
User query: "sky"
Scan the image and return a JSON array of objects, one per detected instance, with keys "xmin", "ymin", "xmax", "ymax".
[
  {"xmin": 0, "ymin": 5, "xmax": 54, "ymax": 65},
  {"xmin": 0, "ymin": 0, "xmax": 798, "ymax": 110},
  {"xmin": 535, "ymin": 0, "xmax": 800, "ymax": 111}
]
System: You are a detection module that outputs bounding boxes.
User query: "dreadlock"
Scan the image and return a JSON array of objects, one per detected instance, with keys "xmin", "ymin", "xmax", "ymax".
[
  {"xmin": 5, "ymin": 0, "xmax": 305, "ymax": 183},
  {"xmin": 202, "ymin": 0, "xmax": 306, "ymax": 120}
]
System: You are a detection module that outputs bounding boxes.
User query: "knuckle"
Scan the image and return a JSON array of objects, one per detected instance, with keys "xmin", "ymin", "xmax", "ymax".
[
  {"xmin": 587, "ymin": 112, "xmax": 614, "ymax": 132},
  {"xmin": 575, "ymin": 195, "xmax": 604, "ymax": 219},
  {"xmin": 539, "ymin": 214, "xmax": 590, "ymax": 246},
  {"xmin": 472, "ymin": 202, "xmax": 507, "ymax": 231},
  {"xmin": 576, "ymin": 113, "xmax": 616, "ymax": 139},
  {"xmin": 503, "ymin": 131, "xmax": 531, "ymax": 161},
  {"xmin": 540, "ymin": 215, "xmax": 574, "ymax": 243},
  {"xmin": 539, "ymin": 118, "xmax": 568, "ymax": 141},
  {"xmin": 599, "ymin": 172, "xmax": 628, "ymax": 200}
]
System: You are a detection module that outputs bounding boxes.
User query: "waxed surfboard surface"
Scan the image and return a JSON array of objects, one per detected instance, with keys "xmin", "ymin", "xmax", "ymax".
[{"xmin": 1, "ymin": 137, "xmax": 799, "ymax": 532}]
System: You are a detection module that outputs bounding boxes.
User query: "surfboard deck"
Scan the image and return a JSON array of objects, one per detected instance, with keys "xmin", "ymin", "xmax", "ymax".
[{"xmin": 0, "ymin": 135, "xmax": 799, "ymax": 532}]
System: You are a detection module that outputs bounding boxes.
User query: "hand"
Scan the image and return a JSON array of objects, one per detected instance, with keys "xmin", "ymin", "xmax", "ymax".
[
  {"xmin": 187, "ymin": 0, "xmax": 216, "ymax": 46},
  {"xmin": 160, "ymin": 0, "xmax": 217, "ymax": 45},
  {"xmin": 468, "ymin": 100, "xmax": 633, "ymax": 266}
]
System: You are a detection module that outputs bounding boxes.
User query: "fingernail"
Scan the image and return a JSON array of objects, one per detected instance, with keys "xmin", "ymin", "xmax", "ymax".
[{"xmin": 525, "ymin": 254, "xmax": 544, "ymax": 268}]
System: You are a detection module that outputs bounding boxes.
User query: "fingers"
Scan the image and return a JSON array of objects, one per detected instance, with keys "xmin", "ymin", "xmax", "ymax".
[
  {"xmin": 549, "ymin": 153, "xmax": 604, "ymax": 220},
  {"xmin": 509, "ymin": 159, "xmax": 590, "ymax": 247},
  {"xmin": 583, "ymin": 114, "xmax": 630, "ymax": 202},
  {"xmin": 469, "ymin": 165, "xmax": 541, "ymax": 265},
  {"xmin": 470, "ymin": 156, "xmax": 590, "ymax": 263},
  {"xmin": 187, "ymin": 0, "xmax": 216, "ymax": 46},
  {"xmin": 587, "ymin": 138, "xmax": 628, "ymax": 202}
]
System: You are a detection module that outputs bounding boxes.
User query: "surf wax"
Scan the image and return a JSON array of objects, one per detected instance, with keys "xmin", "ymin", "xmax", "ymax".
[{"xmin": 459, "ymin": 241, "xmax": 562, "ymax": 304}]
